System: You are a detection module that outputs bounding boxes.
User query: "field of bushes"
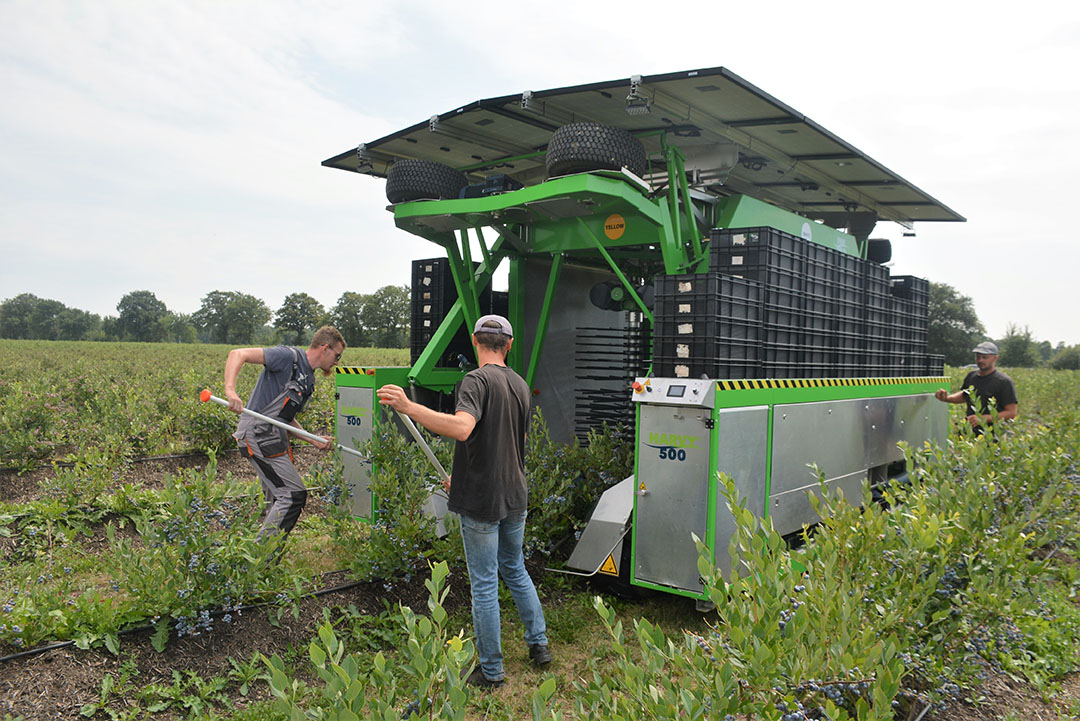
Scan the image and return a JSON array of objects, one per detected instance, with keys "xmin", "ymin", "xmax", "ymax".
[{"xmin": 2, "ymin": 339, "xmax": 1080, "ymax": 720}]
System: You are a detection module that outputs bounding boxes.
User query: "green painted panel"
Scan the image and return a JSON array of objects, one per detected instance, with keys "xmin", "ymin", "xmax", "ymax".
[{"xmin": 715, "ymin": 195, "xmax": 860, "ymax": 257}]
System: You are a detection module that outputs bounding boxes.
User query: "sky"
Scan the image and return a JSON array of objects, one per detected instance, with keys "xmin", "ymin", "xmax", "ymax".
[{"xmin": 2, "ymin": 1, "xmax": 1079, "ymax": 344}]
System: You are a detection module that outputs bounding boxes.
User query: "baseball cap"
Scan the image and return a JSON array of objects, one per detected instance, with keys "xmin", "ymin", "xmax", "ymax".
[
  {"xmin": 473, "ymin": 314, "xmax": 513, "ymax": 337},
  {"xmin": 972, "ymin": 341, "xmax": 999, "ymax": 355}
]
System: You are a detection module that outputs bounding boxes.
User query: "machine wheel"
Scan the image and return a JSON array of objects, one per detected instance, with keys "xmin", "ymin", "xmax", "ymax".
[
  {"xmin": 385, "ymin": 159, "xmax": 468, "ymax": 203},
  {"xmin": 866, "ymin": 237, "xmax": 892, "ymax": 264},
  {"xmin": 545, "ymin": 122, "xmax": 647, "ymax": 178}
]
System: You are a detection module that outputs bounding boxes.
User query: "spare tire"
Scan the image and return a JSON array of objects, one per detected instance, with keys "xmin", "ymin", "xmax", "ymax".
[
  {"xmin": 545, "ymin": 122, "xmax": 647, "ymax": 178},
  {"xmin": 385, "ymin": 159, "xmax": 468, "ymax": 204}
]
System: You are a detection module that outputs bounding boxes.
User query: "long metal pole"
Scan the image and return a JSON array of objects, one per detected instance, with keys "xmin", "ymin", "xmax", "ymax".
[
  {"xmin": 199, "ymin": 389, "xmax": 368, "ymax": 460},
  {"xmin": 394, "ymin": 410, "xmax": 451, "ymax": 487}
]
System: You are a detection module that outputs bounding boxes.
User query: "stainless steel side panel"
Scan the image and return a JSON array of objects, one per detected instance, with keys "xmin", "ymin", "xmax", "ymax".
[
  {"xmin": 336, "ymin": 386, "xmax": 374, "ymax": 519},
  {"xmin": 633, "ymin": 404, "xmax": 711, "ymax": 591},
  {"xmin": 713, "ymin": 406, "xmax": 770, "ymax": 579},
  {"xmin": 566, "ymin": 475, "xmax": 635, "ymax": 573},
  {"xmin": 768, "ymin": 393, "xmax": 943, "ymax": 535}
]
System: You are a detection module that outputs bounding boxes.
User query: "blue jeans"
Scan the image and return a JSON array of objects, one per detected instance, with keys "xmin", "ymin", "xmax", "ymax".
[{"xmin": 459, "ymin": 510, "xmax": 548, "ymax": 681}]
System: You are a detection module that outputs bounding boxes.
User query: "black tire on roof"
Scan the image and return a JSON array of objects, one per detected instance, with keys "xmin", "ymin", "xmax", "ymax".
[
  {"xmin": 385, "ymin": 159, "xmax": 468, "ymax": 204},
  {"xmin": 545, "ymin": 122, "xmax": 647, "ymax": 178}
]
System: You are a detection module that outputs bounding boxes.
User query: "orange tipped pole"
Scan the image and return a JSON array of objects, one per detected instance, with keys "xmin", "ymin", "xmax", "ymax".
[{"xmin": 196, "ymin": 389, "xmax": 368, "ymax": 460}]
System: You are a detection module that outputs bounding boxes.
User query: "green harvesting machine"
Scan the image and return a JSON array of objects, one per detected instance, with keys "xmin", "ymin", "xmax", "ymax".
[{"xmin": 324, "ymin": 67, "xmax": 964, "ymax": 600}]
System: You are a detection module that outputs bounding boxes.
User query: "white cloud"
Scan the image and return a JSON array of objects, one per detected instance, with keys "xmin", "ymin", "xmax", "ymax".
[{"xmin": 1, "ymin": 0, "xmax": 1079, "ymax": 342}]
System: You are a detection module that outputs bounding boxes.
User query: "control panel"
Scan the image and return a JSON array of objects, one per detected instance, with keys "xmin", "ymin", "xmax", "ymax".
[{"xmin": 630, "ymin": 377, "xmax": 716, "ymax": 408}]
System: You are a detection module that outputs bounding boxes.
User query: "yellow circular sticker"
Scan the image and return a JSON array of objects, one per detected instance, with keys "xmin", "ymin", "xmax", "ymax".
[{"xmin": 604, "ymin": 213, "xmax": 626, "ymax": 240}]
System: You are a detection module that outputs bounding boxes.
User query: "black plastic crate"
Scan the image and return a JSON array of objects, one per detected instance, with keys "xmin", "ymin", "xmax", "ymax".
[
  {"xmin": 891, "ymin": 275, "xmax": 930, "ymax": 302},
  {"xmin": 834, "ymin": 331, "xmax": 863, "ymax": 350},
  {"xmin": 864, "ymin": 262, "xmax": 891, "ymax": 297},
  {"xmin": 805, "ymin": 273, "xmax": 831, "ymax": 299},
  {"xmin": 717, "ymin": 261, "xmax": 804, "ymax": 291},
  {"xmin": 654, "ymin": 354, "xmax": 761, "ymax": 380},
  {"xmin": 834, "ymin": 284, "xmax": 862, "ymax": 309},
  {"xmin": 835, "ymin": 251, "xmax": 862, "ymax": 277},
  {"xmin": 762, "ymin": 361, "xmax": 800, "ymax": 379},
  {"xmin": 865, "ymin": 335, "xmax": 890, "ymax": 355},
  {"xmin": 653, "ymin": 334, "xmax": 761, "ymax": 363},
  {"xmin": 653, "ymin": 316, "xmax": 762, "ymax": 343},
  {"xmin": 710, "ymin": 227, "xmax": 805, "ymax": 279},
  {"xmin": 710, "ymin": 226, "xmax": 805, "ymax": 256},
  {"xmin": 928, "ymin": 354, "xmax": 946, "ymax": 375},
  {"xmin": 836, "ymin": 349, "xmax": 865, "ymax": 367},
  {"xmin": 766, "ymin": 325, "xmax": 801, "ymax": 345},
  {"xmin": 802, "ymin": 364, "xmax": 834, "ymax": 379},
  {"xmin": 765, "ymin": 305, "xmax": 803, "ymax": 327},
  {"xmin": 835, "ymin": 318, "xmax": 862, "ymax": 337},
  {"xmin": 864, "ymin": 306, "xmax": 889, "ymax": 334},
  {"xmin": 653, "ymin": 273, "xmax": 762, "ymax": 322},
  {"xmin": 804, "ymin": 346, "xmax": 831, "ymax": 365},
  {"xmin": 764, "ymin": 344, "xmax": 800, "ymax": 363},
  {"xmin": 805, "ymin": 294, "xmax": 834, "ymax": 317},
  {"xmin": 765, "ymin": 285, "xmax": 801, "ymax": 310},
  {"xmin": 804, "ymin": 310, "xmax": 831, "ymax": 332}
]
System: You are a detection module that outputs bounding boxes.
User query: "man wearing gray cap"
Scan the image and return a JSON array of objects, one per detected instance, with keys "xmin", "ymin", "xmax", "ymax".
[
  {"xmin": 377, "ymin": 315, "xmax": 550, "ymax": 688},
  {"xmin": 934, "ymin": 340, "xmax": 1018, "ymax": 430}
]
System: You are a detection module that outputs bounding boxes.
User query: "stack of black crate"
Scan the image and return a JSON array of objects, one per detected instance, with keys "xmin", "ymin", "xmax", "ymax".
[
  {"xmin": 862, "ymin": 262, "xmax": 892, "ymax": 377},
  {"xmin": 891, "ymin": 275, "xmax": 935, "ymax": 374},
  {"xmin": 710, "ymin": 227, "xmax": 807, "ymax": 378},
  {"xmin": 410, "ymin": 258, "xmax": 505, "ymax": 367},
  {"xmin": 832, "ymin": 250, "xmax": 864, "ymax": 377},
  {"xmin": 652, "ymin": 226, "xmax": 935, "ymax": 379},
  {"xmin": 651, "ymin": 273, "xmax": 762, "ymax": 379}
]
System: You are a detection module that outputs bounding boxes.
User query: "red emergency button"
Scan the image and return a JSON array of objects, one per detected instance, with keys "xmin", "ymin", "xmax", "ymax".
[{"xmin": 632, "ymin": 381, "xmax": 644, "ymax": 393}]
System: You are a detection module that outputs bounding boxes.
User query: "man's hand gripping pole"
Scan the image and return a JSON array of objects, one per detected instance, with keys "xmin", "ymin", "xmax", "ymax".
[{"xmin": 199, "ymin": 389, "xmax": 368, "ymax": 460}]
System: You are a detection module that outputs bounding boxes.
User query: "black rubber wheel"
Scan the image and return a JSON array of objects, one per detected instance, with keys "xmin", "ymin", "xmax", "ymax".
[
  {"xmin": 545, "ymin": 122, "xmax": 647, "ymax": 178},
  {"xmin": 866, "ymin": 238, "xmax": 892, "ymax": 264},
  {"xmin": 385, "ymin": 159, "xmax": 468, "ymax": 203}
]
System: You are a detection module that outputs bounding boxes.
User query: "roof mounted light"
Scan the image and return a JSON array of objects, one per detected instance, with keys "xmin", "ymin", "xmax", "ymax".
[{"xmin": 625, "ymin": 74, "xmax": 651, "ymax": 115}]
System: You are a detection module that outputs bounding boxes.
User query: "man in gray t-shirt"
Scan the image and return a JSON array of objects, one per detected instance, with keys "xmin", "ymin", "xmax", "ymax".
[
  {"xmin": 377, "ymin": 315, "xmax": 551, "ymax": 688},
  {"xmin": 223, "ymin": 326, "xmax": 345, "ymax": 544}
]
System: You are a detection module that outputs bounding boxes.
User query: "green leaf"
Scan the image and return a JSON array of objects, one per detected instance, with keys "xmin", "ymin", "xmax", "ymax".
[
  {"xmin": 310, "ymin": 642, "xmax": 327, "ymax": 668},
  {"xmin": 151, "ymin": 619, "xmax": 170, "ymax": 653}
]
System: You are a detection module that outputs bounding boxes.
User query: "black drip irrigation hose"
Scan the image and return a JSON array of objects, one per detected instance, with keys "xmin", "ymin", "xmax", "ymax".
[{"xmin": 0, "ymin": 574, "xmax": 366, "ymax": 664}]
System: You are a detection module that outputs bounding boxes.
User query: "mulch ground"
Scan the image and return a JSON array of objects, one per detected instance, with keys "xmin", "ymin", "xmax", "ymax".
[{"xmin": 0, "ymin": 569, "xmax": 462, "ymax": 720}]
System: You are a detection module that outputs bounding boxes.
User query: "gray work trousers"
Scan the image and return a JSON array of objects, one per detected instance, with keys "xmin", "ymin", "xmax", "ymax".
[{"xmin": 241, "ymin": 442, "xmax": 308, "ymax": 540}]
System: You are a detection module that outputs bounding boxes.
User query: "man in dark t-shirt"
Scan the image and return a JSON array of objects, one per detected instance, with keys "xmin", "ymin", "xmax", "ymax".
[
  {"xmin": 377, "ymin": 315, "xmax": 551, "ymax": 688},
  {"xmin": 935, "ymin": 340, "xmax": 1018, "ymax": 432}
]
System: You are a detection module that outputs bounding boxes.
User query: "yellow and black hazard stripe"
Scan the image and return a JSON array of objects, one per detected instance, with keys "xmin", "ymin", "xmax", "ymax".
[
  {"xmin": 335, "ymin": 366, "xmax": 376, "ymax": 375},
  {"xmin": 716, "ymin": 377, "xmax": 949, "ymax": 391}
]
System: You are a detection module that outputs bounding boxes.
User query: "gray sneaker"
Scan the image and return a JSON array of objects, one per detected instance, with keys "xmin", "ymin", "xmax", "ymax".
[{"xmin": 528, "ymin": 643, "xmax": 553, "ymax": 667}]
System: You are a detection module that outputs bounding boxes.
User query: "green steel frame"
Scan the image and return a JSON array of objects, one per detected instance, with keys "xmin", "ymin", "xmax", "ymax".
[{"xmin": 392, "ymin": 133, "xmax": 816, "ymax": 395}]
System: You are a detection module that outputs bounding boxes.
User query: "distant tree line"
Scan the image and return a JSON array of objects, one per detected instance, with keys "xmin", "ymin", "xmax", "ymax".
[
  {"xmin": 0, "ymin": 286, "xmax": 410, "ymax": 347},
  {"xmin": 4, "ymin": 282, "xmax": 1076, "ymax": 368},
  {"xmin": 928, "ymin": 282, "xmax": 1076, "ymax": 369}
]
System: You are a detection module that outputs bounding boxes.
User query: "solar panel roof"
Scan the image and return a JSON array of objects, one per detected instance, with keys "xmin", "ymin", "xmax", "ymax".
[{"xmin": 323, "ymin": 66, "xmax": 964, "ymax": 228}]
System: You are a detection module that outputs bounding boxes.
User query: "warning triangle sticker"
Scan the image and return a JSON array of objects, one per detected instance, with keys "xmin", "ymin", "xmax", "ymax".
[{"xmin": 599, "ymin": 554, "xmax": 618, "ymax": 576}]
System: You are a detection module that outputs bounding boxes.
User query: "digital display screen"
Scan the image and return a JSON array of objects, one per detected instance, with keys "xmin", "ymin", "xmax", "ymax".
[{"xmin": 666, "ymin": 384, "xmax": 686, "ymax": 398}]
